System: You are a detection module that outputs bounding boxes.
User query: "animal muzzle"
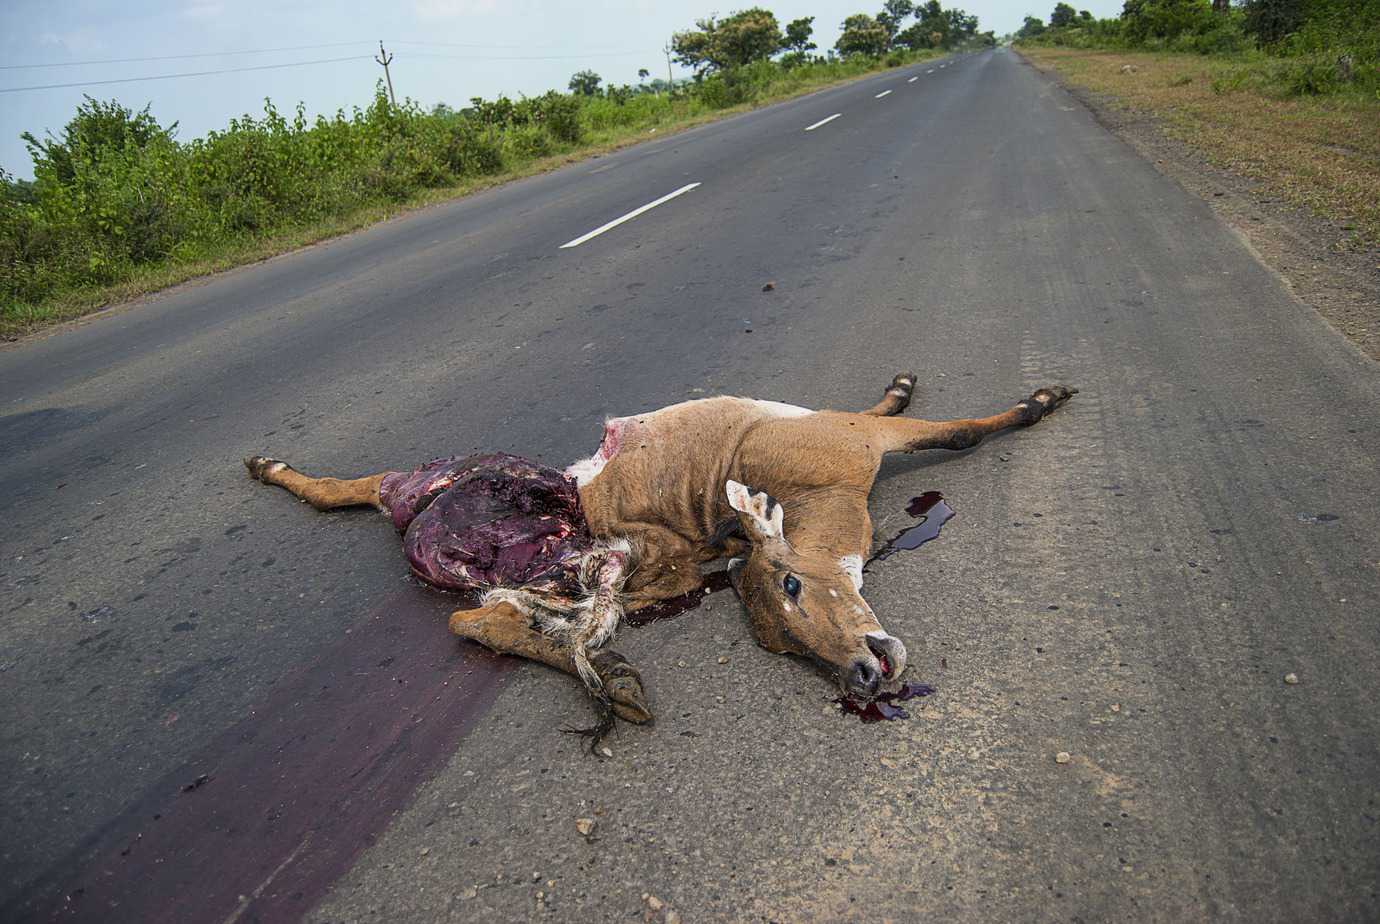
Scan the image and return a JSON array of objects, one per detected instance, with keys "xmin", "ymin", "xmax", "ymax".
[{"xmin": 840, "ymin": 631, "xmax": 906, "ymax": 697}]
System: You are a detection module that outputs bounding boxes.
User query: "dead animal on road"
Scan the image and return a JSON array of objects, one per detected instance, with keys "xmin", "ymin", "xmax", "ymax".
[{"xmin": 245, "ymin": 375, "xmax": 1075, "ymax": 744}]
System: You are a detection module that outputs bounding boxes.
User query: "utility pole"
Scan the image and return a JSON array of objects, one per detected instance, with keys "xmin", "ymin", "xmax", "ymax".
[
  {"xmin": 375, "ymin": 41, "xmax": 396, "ymax": 107},
  {"xmin": 663, "ymin": 41, "xmax": 674, "ymax": 96}
]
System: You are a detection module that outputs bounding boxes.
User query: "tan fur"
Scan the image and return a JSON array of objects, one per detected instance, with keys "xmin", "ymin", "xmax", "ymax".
[{"xmin": 245, "ymin": 374, "xmax": 1075, "ymax": 728}]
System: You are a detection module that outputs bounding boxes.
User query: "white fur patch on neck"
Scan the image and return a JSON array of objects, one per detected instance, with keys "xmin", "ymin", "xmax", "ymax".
[{"xmin": 839, "ymin": 554, "xmax": 864, "ymax": 591}]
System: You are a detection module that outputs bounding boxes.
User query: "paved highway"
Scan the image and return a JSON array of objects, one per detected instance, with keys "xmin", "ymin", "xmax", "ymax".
[{"xmin": 2, "ymin": 48, "xmax": 1377, "ymax": 922}]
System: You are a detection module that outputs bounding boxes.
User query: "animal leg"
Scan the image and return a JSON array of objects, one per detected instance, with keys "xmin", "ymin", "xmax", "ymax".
[
  {"xmin": 449, "ymin": 600, "xmax": 652, "ymax": 725},
  {"xmin": 569, "ymin": 542, "xmax": 632, "ymax": 693},
  {"xmin": 245, "ymin": 456, "xmax": 387, "ymax": 510},
  {"xmin": 866, "ymin": 385, "xmax": 1077, "ymax": 453},
  {"xmin": 859, "ymin": 372, "xmax": 917, "ymax": 416}
]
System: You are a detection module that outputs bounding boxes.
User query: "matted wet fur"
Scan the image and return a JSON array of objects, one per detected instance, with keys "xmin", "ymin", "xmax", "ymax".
[{"xmin": 245, "ymin": 374, "xmax": 1076, "ymax": 749}]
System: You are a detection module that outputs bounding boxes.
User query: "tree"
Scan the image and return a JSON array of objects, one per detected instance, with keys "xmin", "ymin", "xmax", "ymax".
[
  {"xmin": 1050, "ymin": 2, "xmax": 1078, "ymax": 26},
  {"xmin": 783, "ymin": 15, "xmax": 818, "ymax": 53},
  {"xmin": 878, "ymin": 0, "xmax": 916, "ymax": 40},
  {"xmin": 1017, "ymin": 14, "xmax": 1047, "ymax": 37},
  {"xmin": 916, "ymin": 1, "xmax": 953, "ymax": 47},
  {"xmin": 836, "ymin": 13, "xmax": 892, "ymax": 56},
  {"xmin": 1242, "ymin": 0, "xmax": 1306, "ymax": 43},
  {"xmin": 637, "ymin": 68, "xmax": 650, "ymax": 82},
  {"xmin": 568, "ymin": 70, "xmax": 602, "ymax": 95},
  {"xmin": 1080, "ymin": 9, "xmax": 1094, "ymax": 20},
  {"xmin": 1121, "ymin": 0, "xmax": 1217, "ymax": 42},
  {"xmin": 671, "ymin": 8, "xmax": 783, "ymax": 73}
]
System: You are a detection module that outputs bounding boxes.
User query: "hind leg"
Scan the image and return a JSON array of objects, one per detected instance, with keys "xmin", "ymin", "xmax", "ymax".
[
  {"xmin": 859, "ymin": 372, "xmax": 917, "ymax": 416},
  {"xmin": 245, "ymin": 456, "xmax": 388, "ymax": 511},
  {"xmin": 866, "ymin": 384, "xmax": 1078, "ymax": 454},
  {"xmin": 449, "ymin": 600, "xmax": 652, "ymax": 725}
]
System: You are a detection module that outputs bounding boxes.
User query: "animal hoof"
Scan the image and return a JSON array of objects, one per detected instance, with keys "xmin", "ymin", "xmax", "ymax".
[
  {"xmin": 244, "ymin": 455, "xmax": 286, "ymax": 481},
  {"xmin": 592, "ymin": 649, "xmax": 653, "ymax": 724},
  {"xmin": 1034, "ymin": 384, "xmax": 1077, "ymax": 410},
  {"xmin": 1019, "ymin": 385, "xmax": 1077, "ymax": 425}
]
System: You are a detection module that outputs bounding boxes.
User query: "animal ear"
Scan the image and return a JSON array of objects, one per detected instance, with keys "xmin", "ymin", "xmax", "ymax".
[{"xmin": 725, "ymin": 479, "xmax": 784, "ymax": 541}]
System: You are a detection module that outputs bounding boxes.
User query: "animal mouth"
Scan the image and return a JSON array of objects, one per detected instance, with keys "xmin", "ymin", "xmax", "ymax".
[{"xmin": 865, "ymin": 632, "xmax": 905, "ymax": 681}]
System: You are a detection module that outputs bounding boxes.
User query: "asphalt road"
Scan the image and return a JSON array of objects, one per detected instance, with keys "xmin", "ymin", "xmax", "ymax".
[{"xmin": 2, "ymin": 48, "xmax": 1378, "ymax": 922}]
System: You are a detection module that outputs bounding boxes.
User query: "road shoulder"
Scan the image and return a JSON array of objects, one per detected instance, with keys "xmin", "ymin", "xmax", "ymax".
[{"xmin": 1017, "ymin": 47, "xmax": 1380, "ymax": 362}]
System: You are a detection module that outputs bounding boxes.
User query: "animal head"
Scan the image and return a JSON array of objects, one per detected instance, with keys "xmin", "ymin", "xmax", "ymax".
[{"xmin": 724, "ymin": 480, "xmax": 907, "ymax": 698}]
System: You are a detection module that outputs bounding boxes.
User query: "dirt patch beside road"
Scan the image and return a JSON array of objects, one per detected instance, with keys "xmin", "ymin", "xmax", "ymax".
[{"xmin": 1019, "ymin": 46, "xmax": 1380, "ymax": 361}]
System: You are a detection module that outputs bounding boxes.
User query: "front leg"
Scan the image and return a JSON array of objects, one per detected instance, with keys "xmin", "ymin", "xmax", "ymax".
[
  {"xmin": 858, "ymin": 372, "xmax": 917, "ymax": 416},
  {"xmin": 449, "ymin": 600, "xmax": 652, "ymax": 726},
  {"xmin": 865, "ymin": 385, "xmax": 1077, "ymax": 454},
  {"xmin": 623, "ymin": 556, "xmax": 712, "ymax": 611}
]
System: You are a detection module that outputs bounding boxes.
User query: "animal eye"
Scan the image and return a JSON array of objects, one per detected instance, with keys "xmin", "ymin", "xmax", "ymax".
[{"xmin": 782, "ymin": 574, "xmax": 801, "ymax": 598}]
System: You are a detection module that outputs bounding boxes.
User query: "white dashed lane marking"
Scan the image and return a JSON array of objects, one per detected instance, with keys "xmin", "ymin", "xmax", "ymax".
[
  {"xmin": 926, "ymin": 68, "xmax": 935, "ymax": 74},
  {"xmin": 907, "ymin": 76, "xmax": 918, "ymax": 82},
  {"xmin": 804, "ymin": 113, "xmax": 842, "ymax": 132},
  {"xmin": 559, "ymin": 183, "xmax": 701, "ymax": 249},
  {"xmin": 875, "ymin": 89, "xmax": 892, "ymax": 98}
]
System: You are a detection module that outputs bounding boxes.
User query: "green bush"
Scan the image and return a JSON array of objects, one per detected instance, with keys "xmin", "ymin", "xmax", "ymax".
[{"xmin": 502, "ymin": 124, "xmax": 553, "ymax": 160}]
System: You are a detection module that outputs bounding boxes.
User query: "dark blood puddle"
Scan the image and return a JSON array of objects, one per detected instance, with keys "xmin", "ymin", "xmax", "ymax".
[
  {"xmin": 836, "ymin": 681, "xmax": 936, "ymax": 722},
  {"xmin": 863, "ymin": 491, "xmax": 954, "ymax": 571}
]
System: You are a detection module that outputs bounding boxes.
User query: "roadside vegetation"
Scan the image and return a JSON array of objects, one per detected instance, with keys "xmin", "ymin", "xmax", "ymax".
[
  {"xmin": 0, "ymin": 3, "xmax": 991, "ymax": 339},
  {"xmin": 1013, "ymin": 0, "xmax": 1379, "ymax": 243}
]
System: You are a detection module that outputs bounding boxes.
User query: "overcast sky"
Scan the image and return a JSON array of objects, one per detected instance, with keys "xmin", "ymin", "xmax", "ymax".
[{"xmin": 1, "ymin": 0, "xmax": 1123, "ymax": 180}]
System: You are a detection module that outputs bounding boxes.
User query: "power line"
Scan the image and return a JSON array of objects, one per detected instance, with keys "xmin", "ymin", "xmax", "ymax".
[
  {"xmin": 388, "ymin": 39, "xmax": 548, "ymax": 50},
  {"xmin": 407, "ymin": 51, "xmax": 647, "ymax": 61},
  {"xmin": 0, "ymin": 55, "xmax": 372, "ymax": 94},
  {"xmin": 0, "ymin": 41, "xmax": 374, "ymax": 71},
  {"xmin": 388, "ymin": 39, "xmax": 632, "ymax": 51}
]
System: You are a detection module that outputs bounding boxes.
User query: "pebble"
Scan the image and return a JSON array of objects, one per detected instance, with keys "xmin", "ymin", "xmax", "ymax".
[
  {"xmin": 646, "ymin": 895, "xmax": 664, "ymax": 911},
  {"xmin": 665, "ymin": 910, "xmax": 682, "ymax": 924},
  {"xmin": 599, "ymin": 746, "xmax": 614, "ymax": 758},
  {"xmin": 1055, "ymin": 751, "xmax": 1071, "ymax": 764},
  {"xmin": 460, "ymin": 886, "xmax": 478, "ymax": 900},
  {"xmin": 1110, "ymin": 704, "xmax": 1121, "ymax": 713},
  {"xmin": 420, "ymin": 847, "xmax": 430, "ymax": 856},
  {"xmin": 1284, "ymin": 672, "xmax": 1299, "ymax": 685},
  {"xmin": 575, "ymin": 817, "xmax": 596, "ymax": 837},
  {"xmin": 717, "ymin": 656, "xmax": 729, "ymax": 664},
  {"xmin": 879, "ymin": 757, "xmax": 899, "ymax": 769}
]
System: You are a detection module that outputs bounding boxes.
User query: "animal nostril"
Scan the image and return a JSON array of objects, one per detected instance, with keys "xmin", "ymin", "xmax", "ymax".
[{"xmin": 851, "ymin": 659, "xmax": 881, "ymax": 695}]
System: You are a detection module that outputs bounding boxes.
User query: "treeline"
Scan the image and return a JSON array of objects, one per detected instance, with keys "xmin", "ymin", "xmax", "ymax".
[
  {"xmin": 1013, "ymin": 0, "xmax": 1378, "ymax": 95},
  {"xmin": 0, "ymin": 5, "xmax": 985, "ymax": 325}
]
